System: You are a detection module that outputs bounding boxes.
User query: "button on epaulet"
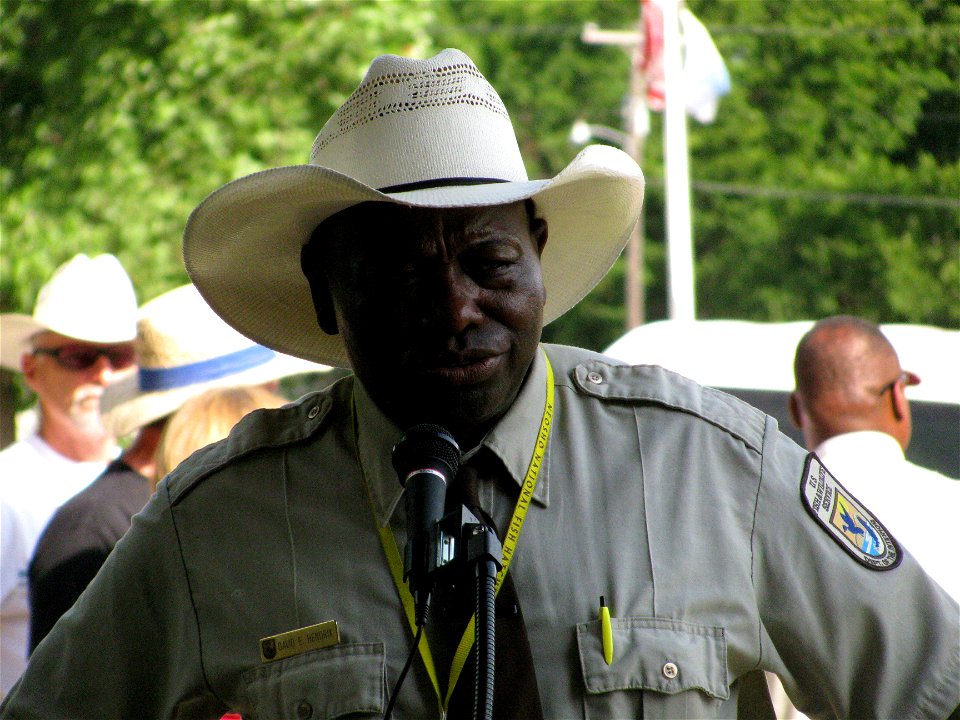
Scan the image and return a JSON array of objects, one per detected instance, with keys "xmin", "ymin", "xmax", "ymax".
[{"xmin": 307, "ymin": 405, "xmax": 320, "ymax": 419}]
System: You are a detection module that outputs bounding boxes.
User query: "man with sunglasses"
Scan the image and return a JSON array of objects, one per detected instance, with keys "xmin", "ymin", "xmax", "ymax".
[
  {"xmin": 790, "ymin": 315, "xmax": 959, "ymax": 600},
  {"xmin": 0, "ymin": 253, "xmax": 137, "ymax": 697}
]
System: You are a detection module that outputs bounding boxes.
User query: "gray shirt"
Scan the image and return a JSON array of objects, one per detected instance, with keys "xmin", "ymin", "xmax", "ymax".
[{"xmin": 3, "ymin": 344, "xmax": 958, "ymax": 719}]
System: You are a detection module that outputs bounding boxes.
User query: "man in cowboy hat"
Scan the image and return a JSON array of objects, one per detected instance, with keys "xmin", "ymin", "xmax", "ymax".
[
  {"xmin": 3, "ymin": 50, "xmax": 958, "ymax": 719},
  {"xmin": 26, "ymin": 283, "xmax": 327, "ymax": 652},
  {"xmin": 0, "ymin": 253, "xmax": 137, "ymax": 697}
]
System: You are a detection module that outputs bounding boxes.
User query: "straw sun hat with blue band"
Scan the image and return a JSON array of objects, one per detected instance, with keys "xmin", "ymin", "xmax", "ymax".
[
  {"xmin": 102, "ymin": 284, "xmax": 328, "ymax": 438},
  {"xmin": 182, "ymin": 48, "xmax": 645, "ymax": 369}
]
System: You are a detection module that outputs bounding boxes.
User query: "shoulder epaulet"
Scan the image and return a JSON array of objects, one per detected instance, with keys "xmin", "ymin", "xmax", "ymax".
[
  {"xmin": 569, "ymin": 359, "xmax": 767, "ymax": 454},
  {"xmin": 164, "ymin": 387, "xmax": 340, "ymax": 505}
]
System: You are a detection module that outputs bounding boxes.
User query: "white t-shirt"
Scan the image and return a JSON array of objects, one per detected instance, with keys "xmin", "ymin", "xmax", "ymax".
[
  {"xmin": 0, "ymin": 434, "xmax": 110, "ymax": 697},
  {"xmin": 816, "ymin": 431, "xmax": 960, "ymax": 600}
]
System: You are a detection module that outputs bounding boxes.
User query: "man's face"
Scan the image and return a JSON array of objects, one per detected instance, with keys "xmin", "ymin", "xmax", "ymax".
[
  {"xmin": 308, "ymin": 201, "xmax": 547, "ymax": 446},
  {"xmin": 22, "ymin": 332, "xmax": 135, "ymax": 436}
]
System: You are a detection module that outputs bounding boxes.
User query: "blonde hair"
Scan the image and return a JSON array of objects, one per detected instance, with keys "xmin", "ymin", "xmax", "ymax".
[{"xmin": 153, "ymin": 385, "xmax": 286, "ymax": 488}]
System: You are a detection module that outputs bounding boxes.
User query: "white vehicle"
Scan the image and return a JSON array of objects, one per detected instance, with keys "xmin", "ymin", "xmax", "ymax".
[{"xmin": 605, "ymin": 319, "xmax": 960, "ymax": 478}]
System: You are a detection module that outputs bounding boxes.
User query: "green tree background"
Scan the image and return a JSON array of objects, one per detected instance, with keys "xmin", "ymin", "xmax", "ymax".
[{"xmin": 2, "ymin": 0, "xmax": 958, "ymax": 420}]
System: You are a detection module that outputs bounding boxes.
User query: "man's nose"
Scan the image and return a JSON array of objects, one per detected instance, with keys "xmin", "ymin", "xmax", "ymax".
[
  {"xmin": 89, "ymin": 354, "xmax": 119, "ymax": 384},
  {"xmin": 431, "ymin": 268, "xmax": 484, "ymax": 334}
]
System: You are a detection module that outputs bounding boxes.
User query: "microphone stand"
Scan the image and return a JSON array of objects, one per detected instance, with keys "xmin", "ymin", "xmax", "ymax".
[
  {"xmin": 462, "ymin": 516, "xmax": 502, "ymax": 720},
  {"xmin": 434, "ymin": 506, "xmax": 502, "ymax": 720}
]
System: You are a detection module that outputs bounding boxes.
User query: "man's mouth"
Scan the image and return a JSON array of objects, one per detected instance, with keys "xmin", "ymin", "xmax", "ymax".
[{"xmin": 422, "ymin": 352, "xmax": 502, "ymax": 385}]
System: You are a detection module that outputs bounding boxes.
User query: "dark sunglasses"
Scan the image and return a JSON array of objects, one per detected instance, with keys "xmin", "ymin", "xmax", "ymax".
[{"xmin": 33, "ymin": 344, "xmax": 135, "ymax": 372}]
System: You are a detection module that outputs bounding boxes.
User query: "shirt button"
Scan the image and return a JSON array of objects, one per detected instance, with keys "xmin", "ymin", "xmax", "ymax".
[
  {"xmin": 307, "ymin": 405, "xmax": 320, "ymax": 419},
  {"xmin": 662, "ymin": 662, "xmax": 679, "ymax": 679},
  {"xmin": 587, "ymin": 371, "xmax": 603, "ymax": 384},
  {"xmin": 296, "ymin": 700, "xmax": 313, "ymax": 719}
]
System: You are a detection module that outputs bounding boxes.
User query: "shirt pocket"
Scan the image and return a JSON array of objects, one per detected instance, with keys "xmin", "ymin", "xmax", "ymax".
[
  {"xmin": 239, "ymin": 642, "xmax": 384, "ymax": 719},
  {"xmin": 575, "ymin": 616, "xmax": 729, "ymax": 719}
]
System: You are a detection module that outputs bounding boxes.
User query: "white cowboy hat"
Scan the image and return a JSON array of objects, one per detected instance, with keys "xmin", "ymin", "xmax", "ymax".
[
  {"xmin": 102, "ymin": 284, "xmax": 329, "ymax": 437},
  {"xmin": 183, "ymin": 48, "xmax": 645, "ymax": 368},
  {"xmin": 1, "ymin": 254, "xmax": 138, "ymax": 370}
]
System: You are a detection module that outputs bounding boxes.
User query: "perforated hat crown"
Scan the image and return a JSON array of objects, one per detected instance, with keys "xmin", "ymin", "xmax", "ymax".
[{"xmin": 309, "ymin": 51, "xmax": 527, "ymax": 190}]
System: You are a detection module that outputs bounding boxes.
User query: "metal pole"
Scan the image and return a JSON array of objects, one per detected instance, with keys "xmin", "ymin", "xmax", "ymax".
[
  {"xmin": 662, "ymin": 0, "xmax": 696, "ymax": 320},
  {"xmin": 624, "ymin": 46, "xmax": 647, "ymax": 329},
  {"xmin": 582, "ymin": 11, "xmax": 648, "ymax": 329}
]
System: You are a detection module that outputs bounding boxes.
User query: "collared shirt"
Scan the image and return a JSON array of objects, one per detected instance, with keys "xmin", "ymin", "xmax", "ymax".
[
  {"xmin": 815, "ymin": 431, "xmax": 960, "ymax": 600},
  {"xmin": 2, "ymin": 345, "xmax": 958, "ymax": 719}
]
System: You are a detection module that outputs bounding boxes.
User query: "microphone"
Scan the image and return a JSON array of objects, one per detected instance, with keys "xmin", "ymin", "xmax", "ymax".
[{"xmin": 392, "ymin": 424, "xmax": 461, "ymax": 626}]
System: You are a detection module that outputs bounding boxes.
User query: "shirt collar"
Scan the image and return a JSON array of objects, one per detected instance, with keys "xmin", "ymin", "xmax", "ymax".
[
  {"xmin": 815, "ymin": 431, "xmax": 906, "ymax": 464},
  {"xmin": 355, "ymin": 346, "xmax": 551, "ymax": 527}
]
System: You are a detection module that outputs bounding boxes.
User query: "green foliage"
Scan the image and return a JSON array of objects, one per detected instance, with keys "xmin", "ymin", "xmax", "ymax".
[
  {"xmin": 685, "ymin": 0, "xmax": 959, "ymax": 327},
  {"xmin": 1, "ymin": 0, "xmax": 434, "ymax": 310},
  {"xmin": 2, "ymin": 0, "xmax": 957, "ymax": 388}
]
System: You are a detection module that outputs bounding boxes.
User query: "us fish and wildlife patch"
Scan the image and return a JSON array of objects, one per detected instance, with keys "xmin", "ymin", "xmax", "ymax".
[{"xmin": 800, "ymin": 454, "xmax": 901, "ymax": 570}]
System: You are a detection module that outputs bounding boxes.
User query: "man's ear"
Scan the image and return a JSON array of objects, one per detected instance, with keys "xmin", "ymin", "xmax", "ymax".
[
  {"xmin": 21, "ymin": 352, "xmax": 39, "ymax": 393},
  {"xmin": 788, "ymin": 391, "xmax": 804, "ymax": 430},
  {"xmin": 891, "ymin": 379, "xmax": 909, "ymax": 421},
  {"xmin": 301, "ymin": 243, "xmax": 338, "ymax": 335},
  {"xmin": 532, "ymin": 216, "xmax": 548, "ymax": 257}
]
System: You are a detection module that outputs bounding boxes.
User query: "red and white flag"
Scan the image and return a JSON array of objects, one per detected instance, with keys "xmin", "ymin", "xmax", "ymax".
[{"xmin": 639, "ymin": 0, "xmax": 731, "ymax": 123}]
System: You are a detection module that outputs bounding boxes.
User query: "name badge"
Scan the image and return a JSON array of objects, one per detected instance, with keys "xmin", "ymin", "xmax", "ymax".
[{"xmin": 259, "ymin": 620, "xmax": 340, "ymax": 663}]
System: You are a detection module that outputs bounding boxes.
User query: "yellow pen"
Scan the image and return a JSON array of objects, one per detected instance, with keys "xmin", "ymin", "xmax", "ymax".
[{"xmin": 599, "ymin": 596, "xmax": 614, "ymax": 665}]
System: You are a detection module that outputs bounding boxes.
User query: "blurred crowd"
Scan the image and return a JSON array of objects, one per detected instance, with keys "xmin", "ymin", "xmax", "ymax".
[{"xmin": 0, "ymin": 254, "xmax": 333, "ymax": 697}]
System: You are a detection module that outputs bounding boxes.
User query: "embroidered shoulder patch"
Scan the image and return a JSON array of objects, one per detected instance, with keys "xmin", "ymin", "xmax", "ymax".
[{"xmin": 800, "ymin": 453, "xmax": 901, "ymax": 571}]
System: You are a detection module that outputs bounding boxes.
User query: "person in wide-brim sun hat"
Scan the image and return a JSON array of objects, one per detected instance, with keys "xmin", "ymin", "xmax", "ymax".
[
  {"xmin": 182, "ymin": 47, "xmax": 644, "ymax": 368},
  {"xmin": 102, "ymin": 284, "xmax": 329, "ymax": 439}
]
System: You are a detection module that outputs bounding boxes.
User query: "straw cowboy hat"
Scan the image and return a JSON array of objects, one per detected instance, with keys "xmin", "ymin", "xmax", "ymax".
[
  {"xmin": 183, "ymin": 48, "xmax": 645, "ymax": 368},
  {"xmin": 1, "ymin": 254, "xmax": 138, "ymax": 370},
  {"xmin": 102, "ymin": 284, "xmax": 328, "ymax": 438}
]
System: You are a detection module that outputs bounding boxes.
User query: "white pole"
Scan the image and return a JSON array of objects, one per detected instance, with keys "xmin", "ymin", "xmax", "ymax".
[{"xmin": 661, "ymin": 0, "xmax": 696, "ymax": 320}]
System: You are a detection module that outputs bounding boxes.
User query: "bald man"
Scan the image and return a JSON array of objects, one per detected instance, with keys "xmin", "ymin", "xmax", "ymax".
[{"xmin": 790, "ymin": 315, "xmax": 959, "ymax": 599}]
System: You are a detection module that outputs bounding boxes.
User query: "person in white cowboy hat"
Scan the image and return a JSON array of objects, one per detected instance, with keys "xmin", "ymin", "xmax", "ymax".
[
  {"xmin": 26, "ymin": 283, "xmax": 327, "ymax": 653},
  {"xmin": 3, "ymin": 50, "xmax": 958, "ymax": 720},
  {"xmin": 0, "ymin": 252, "xmax": 137, "ymax": 697}
]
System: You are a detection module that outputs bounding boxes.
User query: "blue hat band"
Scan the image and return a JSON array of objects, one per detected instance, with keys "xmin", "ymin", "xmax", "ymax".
[{"xmin": 138, "ymin": 344, "xmax": 277, "ymax": 392}]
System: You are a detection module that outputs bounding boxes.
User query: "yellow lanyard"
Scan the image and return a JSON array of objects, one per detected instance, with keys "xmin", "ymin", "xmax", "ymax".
[{"xmin": 359, "ymin": 348, "xmax": 555, "ymax": 716}]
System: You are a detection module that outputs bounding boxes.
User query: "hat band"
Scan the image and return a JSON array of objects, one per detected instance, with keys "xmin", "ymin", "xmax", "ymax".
[
  {"xmin": 139, "ymin": 345, "xmax": 277, "ymax": 392},
  {"xmin": 378, "ymin": 177, "xmax": 508, "ymax": 194}
]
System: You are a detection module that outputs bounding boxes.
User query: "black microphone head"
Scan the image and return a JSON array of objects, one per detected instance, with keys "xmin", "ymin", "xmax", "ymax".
[{"xmin": 392, "ymin": 424, "xmax": 461, "ymax": 486}]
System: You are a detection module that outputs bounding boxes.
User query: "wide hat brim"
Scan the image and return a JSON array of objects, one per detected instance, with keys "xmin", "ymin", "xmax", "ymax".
[
  {"xmin": 102, "ymin": 352, "xmax": 325, "ymax": 438},
  {"xmin": 1, "ymin": 316, "xmax": 47, "ymax": 370},
  {"xmin": 183, "ymin": 144, "xmax": 644, "ymax": 368}
]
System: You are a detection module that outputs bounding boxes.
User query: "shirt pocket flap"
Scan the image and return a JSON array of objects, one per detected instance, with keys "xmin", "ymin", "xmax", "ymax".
[
  {"xmin": 576, "ymin": 617, "xmax": 729, "ymax": 700},
  {"xmin": 240, "ymin": 642, "xmax": 384, "ymax": 719}
]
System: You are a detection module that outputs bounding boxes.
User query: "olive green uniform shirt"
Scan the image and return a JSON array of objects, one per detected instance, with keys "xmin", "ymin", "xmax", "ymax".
[{"xmin": 3, "ymin": 344, "xmax": 958, "ymax": 719}]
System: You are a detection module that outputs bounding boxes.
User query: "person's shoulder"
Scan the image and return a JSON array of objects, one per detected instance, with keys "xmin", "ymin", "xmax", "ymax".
[
  {"xmin": 32, "ymin": 461, "xmax": 149, "ymax": 575},
  {"xmin": 46, "ymin": 461, "xmax": 144, "ymax": 524},
  {"xmin": 0, "ymin": 436, "xmax": 48, "ymax": 505},
  {"xmin": 905, "ymin": 460, "xmax": 960, "ymax": 495},
  {"xmin": 545, "ymin": 343, "xmax": 768, "ymax": 454},
  {"xmin": 163, "ymin": 379, "xmax": 352, "ymax": 505},
  {"xmin": 0, "ymin": 435, "xmax": 41, "ymax": 466}
]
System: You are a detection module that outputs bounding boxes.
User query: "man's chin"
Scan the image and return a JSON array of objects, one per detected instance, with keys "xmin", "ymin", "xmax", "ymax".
[{"xmin": 69, "ymin": 408, "xmax": 107, "ymax": 437}]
